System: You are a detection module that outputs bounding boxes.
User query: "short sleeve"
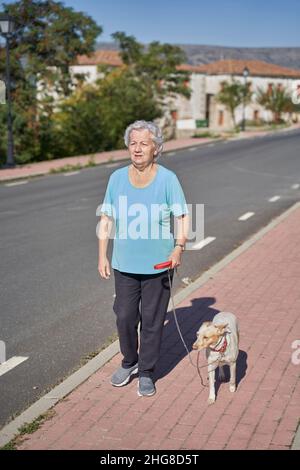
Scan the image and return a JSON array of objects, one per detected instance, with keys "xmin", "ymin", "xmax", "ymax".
[
  {"xmin": 168, "ymin": 173, "xmax": 189, "ymax": 217},
  {"xmin": 100, "ymin": 176, "xmax": 114, "ymax": 217}
]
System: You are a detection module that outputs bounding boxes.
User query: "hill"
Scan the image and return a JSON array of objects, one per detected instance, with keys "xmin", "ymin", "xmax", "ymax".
[{"xmin": 96, "ymin": 42, "xmax": 300, "ymax": 70}]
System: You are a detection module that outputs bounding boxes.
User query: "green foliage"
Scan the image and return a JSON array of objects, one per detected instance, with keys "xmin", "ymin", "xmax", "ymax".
[
  {"xmin": 95, "ymin": 67, "xmax": 163, "ymax": 149},
  {"xmin": 216, "ymin": 79, "xmax": 252, "ymax": 127},
  {"xmin": 256, "ymin": 85, "xmax": 296, "ymax": 123},
  {"xmin": 51, "ymin": 67, "xmax": 163, "ymax": 157},
  {"xmin": 113, "ymin": 32, "xmax": 191, "ymax": 101},
  {"xmin": 2, "ymin": 0, "xmax": 102, "ymax": 95},
  {"xmin": 0, "ymin": 10, "xmax": 190, "ymax": 164},
  {"xmin": 52, "ymin": 30, "xmax": 191, "ymax": 158},
  {"xmin": 0, "ymin": 0, "xmax": 102, "ymax": 165}
]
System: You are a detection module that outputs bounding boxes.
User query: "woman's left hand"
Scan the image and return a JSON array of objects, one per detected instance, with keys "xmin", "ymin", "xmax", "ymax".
[{"xmin": 168, "ymin": 246, "xmax": 183, "ymax": 269}]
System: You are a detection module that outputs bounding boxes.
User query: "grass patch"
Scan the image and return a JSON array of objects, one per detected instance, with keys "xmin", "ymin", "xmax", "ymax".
[
  {"xmin": 0, "ymin": 410, "xmax": 56, "ymax": 451},
  {"xmin": 79, "ymin": 332, "xmax": 119, "ymax": 366},
  {"xmin": 192, "ymin": 131, "xmax": 221, "ymax": 138},
  {"xmin": 49, "ymin": 163, "xmax": 83, "ymax": 174},
  {"xmin": 48, "ymin": 156, "xmax": 102, "ymax": 175}
]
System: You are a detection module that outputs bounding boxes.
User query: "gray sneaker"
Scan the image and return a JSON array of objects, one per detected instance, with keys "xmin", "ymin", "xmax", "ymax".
[
  {"xmin": 110, "ymin": 364, "xmax": 138, "ymax": 387},
  {"xmin": 138, "ymin": 376, "xmax": 156, "ymax": 397}
]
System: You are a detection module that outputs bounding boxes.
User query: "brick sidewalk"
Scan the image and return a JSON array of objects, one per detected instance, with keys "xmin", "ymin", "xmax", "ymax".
[{"xmin": 14, "ymin": 204, "xmax": 300, "ymax": 450}]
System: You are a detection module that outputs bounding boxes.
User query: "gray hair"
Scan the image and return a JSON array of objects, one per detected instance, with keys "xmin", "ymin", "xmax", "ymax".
[{"xmin": 124, "ymin": 120, "xmax": 164, "ymax": 159}]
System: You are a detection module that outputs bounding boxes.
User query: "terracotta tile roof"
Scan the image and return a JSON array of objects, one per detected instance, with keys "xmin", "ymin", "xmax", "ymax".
[
  {"xmin": 76, "ymin": 50, "xmax": 123, "ymax": 66},
  {"xmin": 75, "ymin": 52, "xmax": 300, "ymax": 79},
  {"xmin": 185, "ymin": 59, "xmax": 300, "ymax": 78},
  {"xmin": 177, "ymin": 64, "xmax": 205, "ymax": 73}
]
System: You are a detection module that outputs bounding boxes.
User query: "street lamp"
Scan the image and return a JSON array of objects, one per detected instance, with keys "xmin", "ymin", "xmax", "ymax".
[
  {"xmin": 241, "ymin": 66, "xmax": 249, "ymax": 132},
  {"xmin": 0, "ymin": 14, "xmax": 16, "ymax": 167}
]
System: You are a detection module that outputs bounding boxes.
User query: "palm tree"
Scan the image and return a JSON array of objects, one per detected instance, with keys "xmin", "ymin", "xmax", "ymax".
[
  {"xmin": 256, "ymin": 85, "xmax": 293, "ymax": 123},
  {"xmin": 216, "ymin": 80, "xmax": 252, "ymax": 129}
]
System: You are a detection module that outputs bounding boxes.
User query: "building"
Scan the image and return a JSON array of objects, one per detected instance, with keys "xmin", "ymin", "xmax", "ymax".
[
  {"xmin": 175, "ymin": 59, "xmax": 300, "ymax": 136},
  {"xmin": 64, "ymin": 51, "xmax": 300, "ymax": 136}
]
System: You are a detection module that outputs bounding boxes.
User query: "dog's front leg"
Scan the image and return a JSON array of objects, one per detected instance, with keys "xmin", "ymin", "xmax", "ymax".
[
  {"xmin": 229, "ymin": 362, "xmax": 236, "ymax": 392},
  {"xmin": 207, "ymin": 364, "xmax": 216, "ymax": 404}
]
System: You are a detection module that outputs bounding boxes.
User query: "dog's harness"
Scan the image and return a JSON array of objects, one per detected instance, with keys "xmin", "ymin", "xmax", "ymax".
[{"xmin": 209, "ymin": 335, "xmax": 228, "ymax": 354}]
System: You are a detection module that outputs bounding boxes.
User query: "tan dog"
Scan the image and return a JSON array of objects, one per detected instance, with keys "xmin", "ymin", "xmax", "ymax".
[{"xmin": 193, "ymin": 312, "xmax": 239, "ymax": 404}]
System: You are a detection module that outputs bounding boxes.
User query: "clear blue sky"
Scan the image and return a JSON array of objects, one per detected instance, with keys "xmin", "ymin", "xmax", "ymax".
[{"xmin": 2, "ymin": 0, "xmax": 300, "ymax": 47}]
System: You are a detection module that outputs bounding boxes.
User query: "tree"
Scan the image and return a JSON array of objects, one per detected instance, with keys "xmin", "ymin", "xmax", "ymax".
[
  {"xmin": 50, "ymin": 33, "xmax": 191, "ymax": 157},
  {"xmin": 51, "ymin": 67, "xmax": 163, "ymax": 157},
  {"xmin": 216, "ymin": 79, "xmax": 252, "ymax": 128},
  {"xmin": 112, "ymin": 32, "xmax": 191, "ymax": 104},
  {"xmin": 0, "ymin": 0, "xmax": 102, "ymax": 164},
  {"xmin": 1, "ymin": 0, "xmax": 102, "ymax": 95},
  {"xmin": 256, "ymin": 85, "xmax": 295, "ymax": 123}
]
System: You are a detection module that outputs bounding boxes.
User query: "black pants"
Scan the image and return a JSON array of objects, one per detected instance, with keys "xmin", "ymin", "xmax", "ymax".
[{"xmin": 113, "ymin": 268, "xmax": 174, "ymax": 377}]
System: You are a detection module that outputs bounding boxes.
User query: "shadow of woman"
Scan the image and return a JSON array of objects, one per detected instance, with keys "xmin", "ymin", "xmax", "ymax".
[{"xmin": 153, "ymin": 296, "xmax": 247, "ymax": 392}]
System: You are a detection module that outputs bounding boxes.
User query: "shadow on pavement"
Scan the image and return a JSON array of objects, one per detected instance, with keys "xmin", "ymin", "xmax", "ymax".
[{"xmin": 154, "ymin": 296, "xmax": 248, "ymax": 393}]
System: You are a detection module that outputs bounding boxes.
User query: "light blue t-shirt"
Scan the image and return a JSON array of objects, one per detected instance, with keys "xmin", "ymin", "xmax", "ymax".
[{"xmin": 100, "ymin": 164, "xmax": 188, "ymax": 274}]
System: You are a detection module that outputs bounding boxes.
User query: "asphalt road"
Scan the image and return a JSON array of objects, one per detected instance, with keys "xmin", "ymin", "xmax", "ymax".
[{"xmin": 0, "ymin": 128, "xmax": 299, "ymax": 428}]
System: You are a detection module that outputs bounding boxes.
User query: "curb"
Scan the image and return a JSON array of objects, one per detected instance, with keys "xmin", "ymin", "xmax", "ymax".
[
  {"xmin": 1, "ymin": 200, "xmax": 300, "ymax": 448},
  {"xmin": 291, "ymin": 421, "xmax": 300, "ymax": 450},
  {"xmin": 0, "ymin": 140, "xmax": 221, "ymax": 184},
  {"xmin": 1, "ymin": 124, "xmax": 299, "ymax": 183}
]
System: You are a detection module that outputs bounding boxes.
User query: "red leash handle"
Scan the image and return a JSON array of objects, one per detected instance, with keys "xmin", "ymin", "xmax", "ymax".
[{"xmin": 153, "ymin": 260, "xmax": 172, "ymax": 270}]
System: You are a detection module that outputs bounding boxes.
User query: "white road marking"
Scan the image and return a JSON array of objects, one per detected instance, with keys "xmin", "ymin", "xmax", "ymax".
[
  {"xmin": 191, "ymin": 236, "xmax": 216, "ymax": 250},
  {"xmin": 0, "ymin": 356, "xmax": 28, "ymax": 377},
  {"xmin": 5, "ymin": 180, "xmax": 28, "ymax": 186},
  {"xmin": 268, "ymin": 196, "xmax": 281, "ymax": 202},
  {"xmin": 238, "ymin": 212, "xmax": 255, "ymax": 221},
  {"xmin": 292, "ymin": 184, "xmax": 299, "ymax": 189},
  {"xmin": 188, "ymin": 147, "xmax": 197, "ymax": 151},
  {"xmin": 63, "ymin": 171, "xmax": 80, "ymax": 176},
  {"xmin": 168, "ymin": 152, "xmax": 176, "ymax": 156},
  {"xmin": 207, "ymin": 143, "xmax": 215, "ymax": 146}
]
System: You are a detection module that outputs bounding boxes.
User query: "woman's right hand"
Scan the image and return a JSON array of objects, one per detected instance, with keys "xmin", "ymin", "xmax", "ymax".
[{"xmin": 98, "ymin": 257, "xmax": 111, "ymax": 280}]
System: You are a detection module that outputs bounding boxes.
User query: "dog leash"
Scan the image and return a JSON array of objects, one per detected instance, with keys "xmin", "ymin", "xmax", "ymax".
[{"xmin": 154, "ymin": 261, "xmax": 225, "ymax": 387}]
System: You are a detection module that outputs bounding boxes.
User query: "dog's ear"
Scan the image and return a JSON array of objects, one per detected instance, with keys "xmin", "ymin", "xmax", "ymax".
[
  {"xmin": 216, "ymin": 323, "xmax": 228, "ymax": 334},
  {"xmin": 202, "ymin": 321, "xmax": 212, "ymax": 327}
]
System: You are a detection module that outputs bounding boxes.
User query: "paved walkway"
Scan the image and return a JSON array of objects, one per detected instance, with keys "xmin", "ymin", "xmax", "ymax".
[
  {"xmin": 13, "ymin": 202, "xmax": 300, "ymax": 450},
  {"xmin": 0, "ymin": 137, "xmax": 213, "ymax": 182},
  {"xmin": 1, "ymin": 124, "xmax": 300, "ymax": 182}
]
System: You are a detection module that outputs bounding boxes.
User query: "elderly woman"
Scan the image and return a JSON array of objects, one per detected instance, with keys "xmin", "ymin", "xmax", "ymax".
[{"xmin": 98, "ymin": 120, "xmax": 189, "ymax": 397}]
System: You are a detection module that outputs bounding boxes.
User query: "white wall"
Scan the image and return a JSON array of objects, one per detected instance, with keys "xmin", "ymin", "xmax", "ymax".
[{"xmin": 37, "ymin": 63, "xmax": 300, "ymax": 130}]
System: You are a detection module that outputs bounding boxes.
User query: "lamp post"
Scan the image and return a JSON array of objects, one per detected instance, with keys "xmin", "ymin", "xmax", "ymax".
[
  {"xmin": 241, "ymin": 66, "xmax": 249, "ymax": 132},
  {"xmin": 0, "ymin": 14, "xmax": 16, "ymax": 167}
]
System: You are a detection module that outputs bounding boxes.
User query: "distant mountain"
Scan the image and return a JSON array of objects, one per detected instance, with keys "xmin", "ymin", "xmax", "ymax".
[{"xmin": 96, "ymin": 42, "xmax": 300, "ymax": 70}]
